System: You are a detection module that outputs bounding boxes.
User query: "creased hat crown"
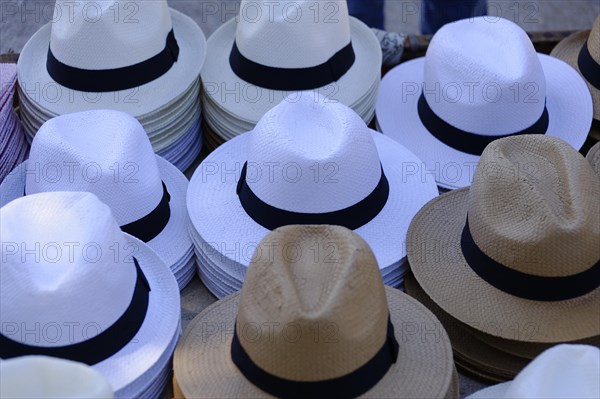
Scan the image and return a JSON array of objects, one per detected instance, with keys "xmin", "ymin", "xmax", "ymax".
[
  {"xmin": 424, "ymin": 17, "xmax": 546, "ymax": 136},
  {"xmin": 236, "ymin": 225, "xmax": 390, "ymax": 381},
  {"xmin": 50, "ymin": 0, "xmax": 172, "ymax": 70},
  {"xmin": 468, "ymin": 135, "xmax": 600, "ymax": 277}
]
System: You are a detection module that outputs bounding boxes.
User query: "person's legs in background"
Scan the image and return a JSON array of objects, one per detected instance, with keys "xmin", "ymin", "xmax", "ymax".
[
  {"xmin": 347, "ymin": 0, "xmax": 385, "ymax": 29},
  {"xmin": 421, "ymin": 0, "xmax": 488, "ymax": 34}
]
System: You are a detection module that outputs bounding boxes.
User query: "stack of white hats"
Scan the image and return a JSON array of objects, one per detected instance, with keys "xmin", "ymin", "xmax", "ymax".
[
  {"xmin": 1, "ymin": 110, "xmax": 196, "ymax": 290},
  {"xmin": 0, "ymin": 63, "xmax": 28, "ymax": 182},
  {"xmin": 187, "ymin": 94, "xmax": 438, "ymax": 298},
  {"xmin": 201, "ymin": 0, "xmax": 382, "ymax": 148},
  {"xmin": 16, "ymin": 0, "xmax": 206, "ymax": 172}
]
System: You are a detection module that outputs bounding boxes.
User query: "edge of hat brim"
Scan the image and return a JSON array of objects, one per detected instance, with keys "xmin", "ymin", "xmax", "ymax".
[
  {"xmin": 550, "ymin": 30, "xmax": 599, "ymax": 121},
  {"xmin": 586, "ymin": 141, "xmax": 600, "ymax": 176},
  {"xmin": 406, "ymin": 189, "xmax": 600, "ymax": 343},
  {"xmin": 16, "ymin": 9, "xmax": 206, "ymax": 117},
  {"xmin": 173, "ymin": 286, "xmax": 455, "ymax": 398}
]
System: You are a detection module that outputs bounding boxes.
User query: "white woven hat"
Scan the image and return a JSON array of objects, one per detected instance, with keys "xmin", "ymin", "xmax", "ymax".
[
  {"xmin": 17, "ymin": 0, "xmax": 206, "ymax": 117},
  {"xmin": 188, "ymin": 93, "xmax": 438, "ymax": 282},
  {"xmin": 376, "ymin": 17, "xmax": 593, "ymax": 189},
  {"xmin": 0, "ymin": 356, "xmax": 114, "ymax": 399},
  {"xmin": 0, "ymin": 110, "xmax": 193, "ymax": 289},
  {"xmin": 467, "ymin": 344, "xmax": 600, "ymax": 398},
  {"xmin": 201, "ymin": 0, "xmax": 381, "ymax": 129},
  {"xmin": 0, "ymin": 191, "xmax": 180, "ymax": 398}
]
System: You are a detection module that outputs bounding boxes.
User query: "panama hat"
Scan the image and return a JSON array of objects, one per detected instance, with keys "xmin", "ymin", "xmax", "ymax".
[
  {"xmin": 16, "ymin": 0, "xmax": 206, "ymax": 169},
  {"xmin": 0, "ymin": 356, "xmax": 114, "ymax": 398},
  {"xmin": 0, "ymin": 63, "xmax": 28, "ymax": 183},
  {"xmin": 587, "ymin": 141, "xmax": 600, "ymax": 176},
  {"xmin": 0, "ymin": 110, "xmax": 195, "ymax": 289},
  {"xmin": 174, "ymin": 225, "xmax": 457, "ymax": 398},
  {"xmin": 407, "ymin": 135, "xmax": 600, "ymax": 343},
  {"xmin": 201, "ymin": 0, "xmax": 381, "ymax": 141},
  {"xmin": 467, "ymin": 344, "xmax": 600, "ymax": 398},
  {"xmin": 188, "ymin": 93, "xmax": 438, "ymax": 296},
  {"xmin": 551, "ymin": 15, "xmax": 600, "ymax": 121},
  {"xmin": 0, "ymin": 192, "xmax": 180, "ymax": 398},
  {"xmin": 376, "ymin": 17, "xmax": 593, "ymax": 189}
]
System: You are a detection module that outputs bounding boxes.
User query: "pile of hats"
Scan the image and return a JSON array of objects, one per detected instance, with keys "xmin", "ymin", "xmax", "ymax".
[
  {"xmin": 1, "ymin": 110, "xmax": 196, "ymax": 290},
  {"xmin": 16, "ymin": 0, "xmax": 206, "ymax": 172},
  {"xmin": 376, "ymin": 17, "xmax": 593, "ymax": 190},
  {"xmin": 0, "ymin": 63, "xmax": 28, "ymax": 183},
  {"xmin": 175, "ymin": 225, "xmax": 459, "ymax": 399},
  {"xmin": 201, "ymin": 0, "xmax": 382, "ymax": 149},
  {"xmin": 0, "ymin": 191, "xmax": 181, "ymax": 398},
  {"xmin": 187, "ymin": 93, "xmax": 439, "ymax": 298},
  {"xmin": 405, "ymin": 134, "xmax": 600, "ymax": 382}
]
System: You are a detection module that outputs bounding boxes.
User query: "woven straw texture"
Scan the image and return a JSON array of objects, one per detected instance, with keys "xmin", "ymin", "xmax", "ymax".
[
  {"xmin": 408, "ymin": 135, "xmax": 600, "ymax": 342},
  {"xmin": 587, "ymin": 141, "xmax": 600, "ymax": 176},
  {"xmin": 551, "ymin": 15, "xmax": 600, "ymax": 120},
  {"xmin": 175, "ymin": 225, "xmax": 456, "ymax": 398}
]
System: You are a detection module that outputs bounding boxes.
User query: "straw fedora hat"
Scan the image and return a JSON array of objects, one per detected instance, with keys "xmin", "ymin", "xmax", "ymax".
[
  {"xmin": 377, "ymin": 17, "xmax": 593, "ymax": 189},
  {"xmin": 587, "ymin": 141, "xmax": 600, "ymax": 176},
  {"xmin": 201, "ymin": 0, "xmax": 381, "ymax": 125},
  {"xmin": 0, "ymin": 191, "xmax": 181, "ymax": 398},
  {"xmin": 466, "ymin": 344, "xmax": 600, "ymax": 398},
  {"xmin": 187, "ymin": 93, "xmax": 438, "ymax": 280},
  {"xmin": 0, "ymin": 110, "xmax": 193, "ymax": 289},
  {"xmin": 17, "ymin": 0, "xmax": 206, "ymax": 117},
  {"xmin": 407, "ymin": 135, "xmax": 600, "ymax": 343},
  {"xmin": 174, "ymin": 225, "xmax": 457, "ymax": 398},
  {"xmin": 0, "ymin": 356, "xmax": 114, "ymax": 398},
  {"xmin": 551, "ymin": 15, "xmax": 600, "ymax": 121}
]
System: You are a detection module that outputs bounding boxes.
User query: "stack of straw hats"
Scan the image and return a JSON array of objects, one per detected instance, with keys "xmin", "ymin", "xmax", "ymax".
[
  {"xmin": 405, "ymin": 135, "xmax": 600, "ymax": 382},
  {"xmin": 201, "ymin": 0, "xmax": 382, "ymax": 148},
  {"xmin": 376, "ymin": 17, "xmax": 593, "ymax": 189},
  {"xmin": 0, "ymin": 63, "xmax": 28, "ymax": 182},
  {"xmin": 16, "ymin": 0, "xmax": 206, "ymax": 171},
  {"xmin": 187, "ymin": 94, "xmax": 438, "ymax": 298},
  {"xmin": 0, "ymin": 192, "xmax": 181, "ymax": 398},
  {"xmin": 0, "ymin": 110, "xmax": 195, "ymax": 290},
  {"xmin": 174, "ymin": 225, "xmax": 459, "ymax": 399}
]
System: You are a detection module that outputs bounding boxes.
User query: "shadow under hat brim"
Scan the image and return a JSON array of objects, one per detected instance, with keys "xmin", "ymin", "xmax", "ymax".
[
  {"xmin": 173, "ymin": 286, "xmax": 455, "ymax": 399},
  {"xmin": 376, "ymin": 54, "xmax": 593, "ymax": 190},
  {"xmin": 186, "ymin": 130, "xmax": 439, "ymax": 277},
  {"xmin": 551, "ymin": 30, "xmax": 599, "ymax": 121},
  {"xmin": 16, "ymin": 9, "xmax": 206, "ymax": 117},
  {"xmin": 200, "ymin": 17, "xmax": 381, "ymax": 125},
  {"xmin": 407, "ymin": 189, "xmax": 600, "ymax": 343},
  {"xmin": 0, "ymin": 156, "xmax": 193, "ymax": 285}
]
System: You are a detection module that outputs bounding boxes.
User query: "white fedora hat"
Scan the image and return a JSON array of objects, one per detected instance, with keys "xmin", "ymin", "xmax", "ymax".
[
  {"xmin": 0, "ymin": 191, "xmax": 180, "ymax": 398},
  {"xmin": 201, "ymin": 0, "xmax": 381, "ymax": 129},
  {"xmin": 188, "ymin": 93, "xmax": 438, "ymax": 284},
  {"xmin": 376, "ymin": 17, "xmax": 593, "ymax": 189},
  {"xmin": 467, "ymin": 344, "xmax": 600, "ymax": 398},
  {"xmin": 17, "ymin": 0, "xmax": 206, "ymax": 118},
  {"xmin": 0, "ymin": 356, "xmax": 114, "ymax": 399},
  {"xmin": 175, "ymin": 225, "xmax": 457, "ymax": 399},
  {"xmin": 0, "ymin": 110, "xmax": 194, "ymax": 289}
]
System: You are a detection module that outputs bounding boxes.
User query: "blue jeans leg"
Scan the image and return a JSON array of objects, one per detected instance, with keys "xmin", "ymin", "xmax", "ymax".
[
  {"xmin": 347, "ymin": 0, "xmax": 385, "ymax": 29},
  {"xmin": 421, "ymin": 0, "xmax": 488, "ymax": 34}
]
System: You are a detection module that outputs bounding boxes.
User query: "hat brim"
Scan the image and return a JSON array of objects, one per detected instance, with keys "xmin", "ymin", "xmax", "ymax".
[
  {"xmin": 84, "ymin": 234, "xmax": 180, "ymax": 397},
  {"xmin": 407, "ymin": 189, "xmax": 600, "ymax": 342},
  {"xmin": 0, "ymin": 156, "xmax": 194, "ymax": 289},
  {"xmin": 587, "ymin": 141, "xmax": 600, "ymax": 177},
  {"xmin": 376, "ymin": 54, "xmax": 594, "ymax": 189},
  {"xmin": 173, "ymin": 286, "xmax": 455, "ymax": 398},
  {"xmin": 16, "ymin": 9, "xmax": 206, "ymax": 118},
  {"xmin": 187, "ymin": 130, "xmax": 439, "ymax": 278},
  {"xmin": 550, "ymin": 30, "xmax": 599, "ymax": 121},
  {"xmin": 200, "ymin": 17, "xmax": 381, "ymax": 126}
]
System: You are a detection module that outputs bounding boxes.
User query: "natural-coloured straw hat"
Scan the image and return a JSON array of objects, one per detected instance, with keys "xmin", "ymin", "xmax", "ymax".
[
  {"xmin": 175, "ymin": 225, "xmax": 457, "ymax": 398},
  {"xmin": 587, "ymin": 141, "xmax": 600, "ymax": 177},
  {"xmin": 551, "ymin": 15, "xmax": 600, "ymax": 120},
  {"xmin": 408, "ymin": 135, "xmax": 600, "ymax": 343}
]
